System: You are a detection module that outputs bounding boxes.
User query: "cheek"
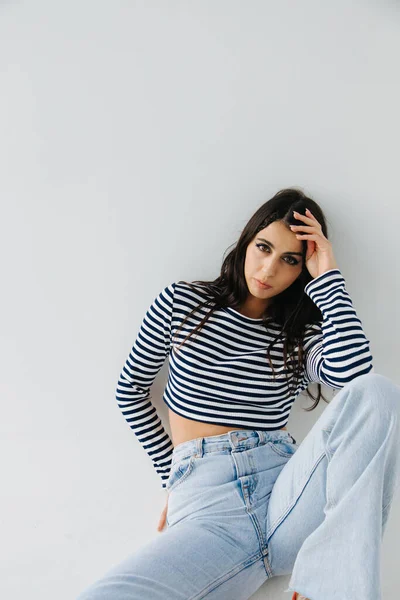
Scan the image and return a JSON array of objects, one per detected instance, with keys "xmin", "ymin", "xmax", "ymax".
[
  {"xmin": 246, "ymin": 246, "xmax": 259, "ymax": 265},
  {"xmin": 289, "ymin": 266, "xmax": 303, "ymax": 282},
  {"xmin": 280, "ymin": 266, "xmax": 302, "ymax": 284}
]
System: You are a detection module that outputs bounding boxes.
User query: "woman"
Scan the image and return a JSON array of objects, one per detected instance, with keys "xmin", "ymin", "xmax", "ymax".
[{"xmin": 77, "ymin": 188, "xmax": 400, "ymax": 600}]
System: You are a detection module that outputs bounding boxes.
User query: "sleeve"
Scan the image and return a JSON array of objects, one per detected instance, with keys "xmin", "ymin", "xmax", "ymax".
[
  {"xmin": 115, "ymin": 282, "xmax": 177, "ymax": 489},
  {"xmin": 302, "ymin": 268, "xmax": 374, "ymax": 389}
]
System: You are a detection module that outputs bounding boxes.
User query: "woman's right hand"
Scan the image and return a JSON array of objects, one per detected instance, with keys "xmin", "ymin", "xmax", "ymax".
[{"xmin": 157, "ymin": 491, "xmax": 169, "ymax": 532}]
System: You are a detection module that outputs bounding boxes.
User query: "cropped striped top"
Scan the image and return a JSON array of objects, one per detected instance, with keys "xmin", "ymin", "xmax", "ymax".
[{"xmin": 115, "ymin": 268, "xmax": 373, "ymax": 489}]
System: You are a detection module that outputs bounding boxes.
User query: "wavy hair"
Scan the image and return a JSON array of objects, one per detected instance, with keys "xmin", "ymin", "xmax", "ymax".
[{"xmin": 172, "ymin": 187, "xmax": 331, "ymax": 411}]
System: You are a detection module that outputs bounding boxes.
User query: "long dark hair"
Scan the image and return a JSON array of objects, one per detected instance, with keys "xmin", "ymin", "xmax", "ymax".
[{"xmin": 172, "ymin": 187, "xmax": 331, "ymax": 411}]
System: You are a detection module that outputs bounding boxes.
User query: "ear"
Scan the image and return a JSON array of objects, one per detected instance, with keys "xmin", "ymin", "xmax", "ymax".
[{"xmin": 305, "ymin": 240, "xmax": 316, "ymax": 262}]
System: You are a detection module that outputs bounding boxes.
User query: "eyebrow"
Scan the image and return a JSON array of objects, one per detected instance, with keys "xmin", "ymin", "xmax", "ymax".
[{"xmin": 256, "ymin": 237, "xmax": 303, "ymax": 256}]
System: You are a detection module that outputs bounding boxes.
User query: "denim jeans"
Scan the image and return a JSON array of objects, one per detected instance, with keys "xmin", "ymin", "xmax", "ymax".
[{"xmin": 77, "ymin": 373, "xmax": 400, "ymax": 600}]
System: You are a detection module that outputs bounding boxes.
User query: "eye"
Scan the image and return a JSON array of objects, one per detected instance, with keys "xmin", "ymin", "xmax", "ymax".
[{"xmin": 255, "ymin": 243, "xmax": 299, "ymax": 266}]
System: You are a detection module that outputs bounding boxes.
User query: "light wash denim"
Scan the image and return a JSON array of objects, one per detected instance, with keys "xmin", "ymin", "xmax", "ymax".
[{"xmin": 77, "ymin": 373, "xmax": 400, "ymax": 600}]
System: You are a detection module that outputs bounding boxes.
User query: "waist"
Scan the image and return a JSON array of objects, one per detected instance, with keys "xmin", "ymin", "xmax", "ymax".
[
  {"xmin": 168, "ymin": 407, "xmax": 287, "ymax": 448},
  {"xmin": 171, "ymin": 428, "xmax": 296, "ymax": 464}
]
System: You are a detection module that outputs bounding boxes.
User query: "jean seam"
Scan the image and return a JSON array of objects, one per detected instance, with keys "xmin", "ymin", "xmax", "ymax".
[
  {"xmin": 267, "ymin": 441, "xmax": 296, "ymax": 459},
  {"xmin": 189, "ymin": 550, "xmax": 263, "ymax": 600},
  {"xmin": 166, "ymin": 455, "xmax": 196, "ymax": 493},
  {"xmin": 266, "ymin": 450, "xmax": 326, "ymax": 541},
  {"xmin": 321, "ymin": 429, "xmax": 336, "ymax": 509}
]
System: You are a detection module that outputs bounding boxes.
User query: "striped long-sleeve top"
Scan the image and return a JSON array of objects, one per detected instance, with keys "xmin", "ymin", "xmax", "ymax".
[{"xmin": 115, "ymin": 268, "xmax": 373, "ymax": 489}]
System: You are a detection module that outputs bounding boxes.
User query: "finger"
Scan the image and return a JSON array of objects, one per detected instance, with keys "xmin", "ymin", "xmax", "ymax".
[
  {"xmin": 294, "ymin": 226, "xmax": 327, "ymax": 240},
  {"xmin": 295, "ymin": 233, "xmax": 331, "ymax": 251},
  {"xmin": 293, "ymin": 210, "xmax": 314, "ymax": 224},
  {"xmin": 157, "ymin": 517, "xmax": 165, "ymax": 532},
  {"xmin": 305, "ymin": 208, "xmax": 323, "ymax": 230},
  {"xmin": 294, "ymin": 210, "xmax": 320, "ymax": 227},
  {"xmin": 295, "ymin": 233, "xmax": 319, "ymax": 240},
  {"xmin": 304, "ymin": 208, "xmax": 318, "ymax": 221},
  {"xmin": 291, "ymin": 225, "xmax": 321, "ymax": 236},
  {"xmin": 290, "ymin": 224, "xmax": 317, "ymax": 231}
]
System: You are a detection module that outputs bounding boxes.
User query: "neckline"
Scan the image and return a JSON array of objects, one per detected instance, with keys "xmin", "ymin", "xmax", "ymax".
[{"xmin": 225, "ymin": 306, "xmax": 264, "ymax": 323}]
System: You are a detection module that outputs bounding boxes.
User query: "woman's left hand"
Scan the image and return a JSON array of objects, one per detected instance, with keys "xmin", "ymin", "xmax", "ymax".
[{"xmin": 290, "ymin": 208, "xmax": 339, "ymax": 279}]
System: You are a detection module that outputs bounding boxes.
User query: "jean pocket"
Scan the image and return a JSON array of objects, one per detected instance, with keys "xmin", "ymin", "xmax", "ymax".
[
  {"xmin": 165, "ymin": 454, "xmax": 196, "ymax": 493},
  {"xmin": 268, "ymin": 439, "xmax": 299, "ymax": 459}
]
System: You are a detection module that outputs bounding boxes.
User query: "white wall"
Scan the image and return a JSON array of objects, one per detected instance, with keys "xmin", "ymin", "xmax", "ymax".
[{"xmin": 1, "ymin": 1, "xmax": 399, "ymax": 598}]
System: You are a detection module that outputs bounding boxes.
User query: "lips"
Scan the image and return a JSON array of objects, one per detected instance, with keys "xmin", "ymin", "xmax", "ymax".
[{"xmin": 255, "ymin": 279, "xmax": 272, "ymax": 289}]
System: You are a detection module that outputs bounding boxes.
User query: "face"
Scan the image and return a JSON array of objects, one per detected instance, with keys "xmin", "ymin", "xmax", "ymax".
[{"xmin": 241, "ymin": 220, "xmax": 304, "ymax": 318}]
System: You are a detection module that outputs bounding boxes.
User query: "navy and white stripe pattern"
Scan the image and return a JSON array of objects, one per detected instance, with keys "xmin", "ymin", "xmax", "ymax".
[
  {"xmin": 116, "ymin": 268, "xmax": 373, "ymax": 488},
  {"xmin": 302, "ymin": 269, "xmax": 373, "ymax": 387}
]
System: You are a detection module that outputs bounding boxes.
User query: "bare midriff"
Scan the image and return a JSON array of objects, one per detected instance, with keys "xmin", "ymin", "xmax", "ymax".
[{"xmin": 168, "ymin": 408, "xmax": 287, "ymax": 448}]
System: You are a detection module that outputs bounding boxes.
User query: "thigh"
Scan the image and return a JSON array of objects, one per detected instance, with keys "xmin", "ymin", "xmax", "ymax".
[
  {"xmin": 264, "ymin": 373, "xmax": 400, "ymax": 577},
  {"xmin": 265, "ymin": 417, "xmax": 330, "ymax": 576},
  {"xmin": 76, "ymin": 520, "xmax": 268, "ymax": 600},
  {"xmin": 77, "ymin": 450, "xmax": 269, "ymax": 600}
]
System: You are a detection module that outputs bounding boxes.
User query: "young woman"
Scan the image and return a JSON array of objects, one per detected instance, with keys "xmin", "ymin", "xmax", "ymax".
[{"xmin": 77, "ymin": 188, "xmax": 400, "ymax": 600}]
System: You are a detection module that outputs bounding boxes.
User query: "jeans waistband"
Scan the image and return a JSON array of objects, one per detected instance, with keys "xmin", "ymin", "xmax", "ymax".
[{"xmin": 171, "ymin": 429, "xmax": 297, "ymax": 464}]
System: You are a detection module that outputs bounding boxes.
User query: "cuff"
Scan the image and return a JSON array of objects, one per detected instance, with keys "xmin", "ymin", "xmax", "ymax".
[{"xmin": 304, "ymin": 268, "xmax": 345, "ymax": 300}]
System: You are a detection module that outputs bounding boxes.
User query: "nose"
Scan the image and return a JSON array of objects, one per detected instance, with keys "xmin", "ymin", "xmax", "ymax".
[{"xmin": 261, "ymin": 256, "xmax": 279, "ymax": 277}]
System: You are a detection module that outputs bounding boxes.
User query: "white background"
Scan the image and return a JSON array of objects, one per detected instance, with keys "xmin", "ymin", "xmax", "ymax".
[{"xmin": 1, "ymin": 1, "xmax": 399, "ymax": 598}]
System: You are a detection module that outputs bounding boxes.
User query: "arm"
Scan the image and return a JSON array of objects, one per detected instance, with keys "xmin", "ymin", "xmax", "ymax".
[
  {"xmin": 302, "ymin": 268, "xmax": 374, "ymax": 389},
  {"xmin": 115, "ymin": 283, "xmax": 176, "ymax": 489}
]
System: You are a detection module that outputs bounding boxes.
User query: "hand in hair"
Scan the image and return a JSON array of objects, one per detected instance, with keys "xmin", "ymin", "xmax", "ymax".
[{"xmin": 290, "ymin": 208, "xmax": 339, "ymax": 279}]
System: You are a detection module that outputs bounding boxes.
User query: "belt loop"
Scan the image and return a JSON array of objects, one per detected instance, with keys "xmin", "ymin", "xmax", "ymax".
[{"xmin": 196, "ymin": 437, "xmax": 204, "ymax": 458}]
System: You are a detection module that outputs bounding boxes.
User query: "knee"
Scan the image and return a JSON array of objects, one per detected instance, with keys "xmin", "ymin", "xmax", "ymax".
[{"xmin": 345, "ymin": 372, "xmax": 400, "ymax": 420}]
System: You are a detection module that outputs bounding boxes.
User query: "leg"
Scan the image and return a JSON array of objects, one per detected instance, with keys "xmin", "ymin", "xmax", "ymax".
[
  {"xmin": 76, "ymin": 450, "xmax": 270, "ymax": 600},
  {"xmin": 76, "ymin": 522, "xmax": 268, "ymax": 600},
  {"xmin": 264, "ymin": 373, "xmax": 400, "ymax": 600}
]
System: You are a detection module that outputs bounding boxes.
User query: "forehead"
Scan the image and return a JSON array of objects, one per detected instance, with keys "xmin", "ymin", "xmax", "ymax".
[{"xmin": 256, "ymin": 220, "xmax": 303, "ymax": 253}]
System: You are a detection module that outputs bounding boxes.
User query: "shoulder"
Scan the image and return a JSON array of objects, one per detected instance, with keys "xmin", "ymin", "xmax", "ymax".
[
  {"xmin": 173, "ymin": 280, "xmax": 213, "ymax": 302},
  {"xmin": 154, "ymin": 280, "xmax": 212, "ymax": 312}
]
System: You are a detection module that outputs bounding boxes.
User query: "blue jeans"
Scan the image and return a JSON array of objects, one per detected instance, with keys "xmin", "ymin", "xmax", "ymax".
[{"xmin": 77, "ymin": 373, "xmax": 400, "ymax": 600}]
